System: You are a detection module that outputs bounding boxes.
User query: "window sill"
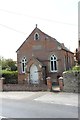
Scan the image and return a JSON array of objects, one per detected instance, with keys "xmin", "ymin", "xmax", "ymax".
[
  {"xmin": 50, "ymin": 71, "xmax": 58, "ymax": 73},
  {"xmin": 21, "ymin": 72, "xmax": 26, "ymax": 74}
]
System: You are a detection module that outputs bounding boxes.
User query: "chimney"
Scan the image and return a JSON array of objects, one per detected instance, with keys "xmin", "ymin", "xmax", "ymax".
[{"xmin": 61, "ymin": 43, "xmax": 64, "ymax": 47}]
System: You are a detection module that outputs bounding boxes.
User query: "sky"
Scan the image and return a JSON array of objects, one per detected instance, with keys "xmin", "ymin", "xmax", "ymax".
[{"xmin": 0, "ymin": 0, "xmax": 79, "ymax": 61}]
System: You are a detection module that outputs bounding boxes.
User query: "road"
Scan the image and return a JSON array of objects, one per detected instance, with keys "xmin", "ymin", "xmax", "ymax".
[{"xmin": 0, "ymin": 92, "xmax": 78, "ymax": 118}]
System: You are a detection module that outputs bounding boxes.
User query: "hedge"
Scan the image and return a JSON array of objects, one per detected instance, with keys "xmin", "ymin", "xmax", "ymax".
[
  {"xmin": 72, "ymin": 65, "xmax": 80, "ymax": 71},
  {"xmin": 2, "ymin": 70, "xmax": 18, "ymax": 84},
  {"xmin": 63, "ymin": 65, "xmax": 80, "ymax": 74}
]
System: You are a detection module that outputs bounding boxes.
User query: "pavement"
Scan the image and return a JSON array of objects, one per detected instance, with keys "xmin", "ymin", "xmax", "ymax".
[{"xmin": 0, "ymin": 91, "xmax": 78, "ymax": 107}]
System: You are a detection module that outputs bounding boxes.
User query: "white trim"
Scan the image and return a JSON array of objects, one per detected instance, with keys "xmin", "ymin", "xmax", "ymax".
[
  {"xmin": 50, "ymin": 55, "xmax": 58, "ymax": 72},
  {"xmin": 34, "ymin": 32, "xmax": 39, "ymax": 40},
  {"xmin": 21, "ymin": 57, "xmax": 27, "ymax": 73}
]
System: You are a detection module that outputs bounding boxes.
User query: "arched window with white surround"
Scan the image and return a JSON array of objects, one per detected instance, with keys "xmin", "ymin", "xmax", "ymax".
[
  {"xmin": 34, "ymin": 32, "xmax": 39, "ymax": 40},
  {"xmin": 50, "ymin": 55, "xmax": 57, "ymax": 72},
  {"xmin": 21, "ymin": 57, "xmax": 27, "ymax": 73}
]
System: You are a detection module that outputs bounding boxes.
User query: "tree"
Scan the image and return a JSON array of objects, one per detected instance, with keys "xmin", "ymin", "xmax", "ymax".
[
  {"xmin": 1, "ymin": 57, "xmax": 8, "ymax": 70},
  {"xmin": 0, "ymin": 57, "xmax": 17, "ymax": 71},
  {"xmin": 6, "ymin": 59, "xmax": 17, "ymax": 71}
]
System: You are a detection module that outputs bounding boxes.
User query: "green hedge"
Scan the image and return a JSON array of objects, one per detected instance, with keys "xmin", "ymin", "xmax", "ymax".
[
  {"xmin": 72, "ymin": 65, "xmax": 80, "ymax": 71},
  {"xmin": 64, "ymin": 65, "xmax": 80, "ymax": 73},
  {"xmin": 2, "ymin": 70, "xmax": 18, "ymax": 84}
]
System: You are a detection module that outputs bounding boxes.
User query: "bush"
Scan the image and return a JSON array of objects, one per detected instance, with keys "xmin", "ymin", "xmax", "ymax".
[
  {"xmin": 2, "ymin": 70, "xmax": 18, "ymax": 84},
  {"xmin": 72, "ymin": 65, "xmax": 80, "ymax": 71},
  {"xmin": 64, "ymin": 65, "xmax": 80, "ymax": 73}
]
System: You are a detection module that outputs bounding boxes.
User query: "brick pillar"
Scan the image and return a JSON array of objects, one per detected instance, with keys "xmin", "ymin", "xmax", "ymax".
[
  {"xmin": 0, "ymin": 77, "xmax": 4, "ymax": 91},
  {"xmin": 59, "ymin": 77, "xmax": 63, "ymax": 91},
  {"xmin": 46, "ymin": 77, "xmax": 52, "ymax": 91}
]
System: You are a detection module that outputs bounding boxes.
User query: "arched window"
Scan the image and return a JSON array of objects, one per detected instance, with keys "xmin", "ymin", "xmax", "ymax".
[
  {"xmin": 50, "ymin": 55, "xmax": 57, "ymax": 72},
  {"xmin": 34, "ymin": 32, "xmax": 39, "ymax": 40},
  {"xmin": 21, "ymin": 57, "xmax": 27, "ymax": 73}
]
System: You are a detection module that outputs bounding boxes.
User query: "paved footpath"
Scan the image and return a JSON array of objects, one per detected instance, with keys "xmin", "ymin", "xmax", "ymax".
[{"xmin": 0, "ymin": 91, "xmax": 78, "ymax": 107}]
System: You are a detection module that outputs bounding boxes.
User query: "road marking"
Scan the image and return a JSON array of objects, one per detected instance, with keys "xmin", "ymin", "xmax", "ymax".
[
  {"xmin": 34, "ymin": 99, "xmax": 78, "ymax": 107},
  {"xmin": 0, "ymin": 115, "xmax": 6, "ymax": 118},
  {"xmin": 65, "ymin": 103, "xmax": 75, "ymax": 106},
  {"xmin": 0, "ymin": 116, "xmax": 15, "ymax": 120}
]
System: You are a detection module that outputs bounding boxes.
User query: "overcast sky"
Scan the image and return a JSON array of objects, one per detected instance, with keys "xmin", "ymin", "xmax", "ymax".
[{"xmin": 0, "ymin": 0, "xmax": 79, "ymax": 60}]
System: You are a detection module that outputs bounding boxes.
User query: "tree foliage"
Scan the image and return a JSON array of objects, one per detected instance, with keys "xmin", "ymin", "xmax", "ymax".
[{"xmin": 0, "ymin": 57, "xmax": 17, "ymax": 71}]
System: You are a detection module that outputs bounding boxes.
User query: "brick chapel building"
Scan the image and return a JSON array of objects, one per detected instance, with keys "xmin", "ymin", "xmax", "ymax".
[{"xmin": 16, "ymin": 26, "xmax": 74, "ymax": 85}]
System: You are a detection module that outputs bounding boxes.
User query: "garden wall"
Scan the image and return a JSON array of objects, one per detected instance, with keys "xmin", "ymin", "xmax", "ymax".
[
  {"xmin": 3, "ymin": 83, "xmax": 47, "ymax": 91},
  {"xmin": 63, "ymin": 71, "xmax": 80, "ymax": 93}
]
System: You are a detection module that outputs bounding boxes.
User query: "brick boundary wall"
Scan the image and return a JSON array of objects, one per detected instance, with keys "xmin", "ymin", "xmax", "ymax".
[
  {"xmin": 63, "ymin": 71, "xmax": 80, "ymax": 93},
  {"xmin": 2, "ymin": 71, "xmax": 80, "ymax": 92},
  {"xmin": 3, "ymin": 83, "xmax": 47, "ymax": 91}
]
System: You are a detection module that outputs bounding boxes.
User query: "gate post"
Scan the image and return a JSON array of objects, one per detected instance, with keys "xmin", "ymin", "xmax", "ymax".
[
  {"xmin": 46, "ymin": 77, "xmax": 52, "ymax": 91},
  {"xmin": 59, "ymin": 77, "xmax": 63, "ymax": 91},
  {"xmin": 0, "ymin": 77, "xmax": 5, "ymax": 91}
]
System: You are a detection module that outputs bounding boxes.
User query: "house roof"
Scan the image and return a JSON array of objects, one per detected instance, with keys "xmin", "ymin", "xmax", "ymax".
[{"xmin": 16, "ymin": 26, "xmax": 73, "ymax": 54}]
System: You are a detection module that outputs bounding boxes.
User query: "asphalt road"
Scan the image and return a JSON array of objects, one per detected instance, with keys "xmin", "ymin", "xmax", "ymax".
[{"xmin": 0, "ymin": 92, "xmax": 78, "ymax": 118}]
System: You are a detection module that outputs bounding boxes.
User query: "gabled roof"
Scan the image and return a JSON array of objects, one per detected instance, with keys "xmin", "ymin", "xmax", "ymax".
[
  {"xmin": 16, "ymin": 26, "xmax": 37, "ymax": 52},
  {"xmin": 56, "ymin": 41, "xmax": 73, "ymax": 53},
  {"xmin": 16, "ymin": 26, "xmax": 73, "ymax": 54},
  {"xmin": 27, "ymin": 56, "xmax": 43, "ymax": 66}
]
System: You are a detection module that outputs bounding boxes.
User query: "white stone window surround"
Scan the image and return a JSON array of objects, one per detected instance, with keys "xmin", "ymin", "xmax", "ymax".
[
  {"xmin": 21, "ymin": 57, "xmax": 27, "ymax": 73},
  {"xmin": 50, "ymin": 55, "xmax": 58, "ymax": 72},
  {"xmin": 34, "ymin": 32, "xmax": 39, "ymax": 40}
]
